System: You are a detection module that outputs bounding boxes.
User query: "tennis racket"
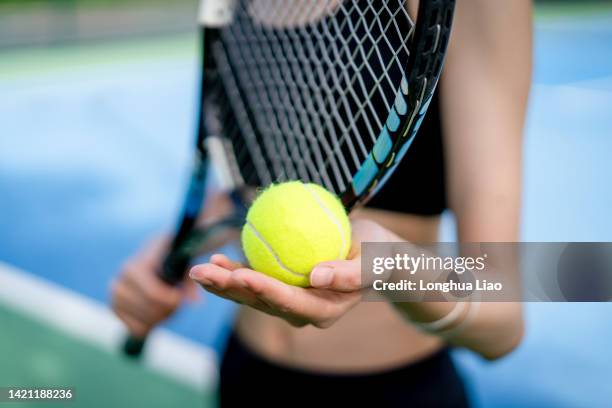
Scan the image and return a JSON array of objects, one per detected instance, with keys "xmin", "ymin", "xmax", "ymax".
[{"xmin": 123, "ymin": 0, "xmax": 455, "ymax": 357}]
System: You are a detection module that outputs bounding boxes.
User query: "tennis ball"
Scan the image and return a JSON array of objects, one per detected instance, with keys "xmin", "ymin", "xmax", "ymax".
[{"xmin": 241, "ymin": 181, "xmax": 351, "ymax": 287}]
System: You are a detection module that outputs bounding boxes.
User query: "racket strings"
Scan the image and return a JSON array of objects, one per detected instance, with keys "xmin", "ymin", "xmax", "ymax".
[
  {"xmin": 225, "ymin": 6, "xmax": 340, "ymax": 188},
  {"xmin": 215, "ymin": 0, "xmax": 415, "ymax": 195},
  {"xmin": 213, "ymin": 50, "xmax": 275, "ymax": 184},
  {"xmin": 315, "ymin": 3, "xmax": 414, "ymax": 173}
]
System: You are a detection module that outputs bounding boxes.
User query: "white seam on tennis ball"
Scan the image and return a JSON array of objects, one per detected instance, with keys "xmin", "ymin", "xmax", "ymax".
[
  {"xmin": 244, "ymin": 221, "xmax": 308, "ymax": 278},
  {"xmin": 303, "ymin": 183, "xmax": 348, "ymax": 260}
]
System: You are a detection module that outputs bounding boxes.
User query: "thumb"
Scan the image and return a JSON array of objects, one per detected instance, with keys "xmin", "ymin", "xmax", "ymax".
[{"xmin": 310, "ymin": 258, "xmax": 362, "ymax": 291}]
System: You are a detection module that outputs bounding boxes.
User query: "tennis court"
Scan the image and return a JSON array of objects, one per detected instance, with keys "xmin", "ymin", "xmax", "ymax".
[
  {"xmin": 0, "ymin": 263, "xmax": 214, "ymax": 407},
  {"xmin": 1, "ymin": 4, "xmax": 611, "ymax": 407}
]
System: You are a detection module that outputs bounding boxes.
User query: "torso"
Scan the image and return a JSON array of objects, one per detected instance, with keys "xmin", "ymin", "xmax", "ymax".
[{"xmin": 234, "ymin": 71, "xmax": 447, "ymax": 372}]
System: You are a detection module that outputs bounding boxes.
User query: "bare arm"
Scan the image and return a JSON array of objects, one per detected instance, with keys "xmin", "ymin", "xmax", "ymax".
[
  {"xmin": 394, "ymin": 0, "xmax": 533, "ymax": 360},
  {"xmin": 442, "ymin": 0, "xmax": 532, "ymax": 241}
]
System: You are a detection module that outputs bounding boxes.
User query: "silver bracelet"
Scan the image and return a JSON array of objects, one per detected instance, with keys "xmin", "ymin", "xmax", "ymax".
[{"xmin": 411, "ymin": 301, "xmax": 468, "ymax": 333}]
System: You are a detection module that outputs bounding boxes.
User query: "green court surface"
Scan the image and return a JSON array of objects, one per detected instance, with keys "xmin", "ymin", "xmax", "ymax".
[
  {"xmin": 0, "ymin": 264, "xmax": 218, "ymax": 407},
  {"xmin": 0, "ymin": 305, "xmax": 214, "ymax": 408}
]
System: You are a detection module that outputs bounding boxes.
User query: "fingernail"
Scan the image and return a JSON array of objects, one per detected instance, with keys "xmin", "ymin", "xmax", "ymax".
[
  {"xmin": 189, "ymin": 267, "xmax": 213, "ymax": 286},
  {"xmin": 310, "ymin": 267, "xmax": 333, "ymax": 288},
  {"xmin": 189, "ymin": 267, "xmax": 202, "ymax": 279}
]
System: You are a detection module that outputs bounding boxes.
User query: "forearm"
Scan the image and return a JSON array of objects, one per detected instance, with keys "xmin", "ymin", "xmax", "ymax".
[
  {"xmin": 441, "ymin": 0, "xmax": 532, "ymax": 241},
  {"xmin": 393, "ymin": 300, "xmax": 523, "ymax": 360},
  {"xmin": 381, "ymin": 236, "xmax": 524, "ymax": 359},
  {"xmin": 390, "ymin": 0, "xmax": 533, "ymax": 358}
]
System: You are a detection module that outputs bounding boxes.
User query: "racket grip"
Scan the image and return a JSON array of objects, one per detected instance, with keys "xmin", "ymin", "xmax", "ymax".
[{"xmin": 123, "ymin": 334, "xmax": 147, "ymax": 358}]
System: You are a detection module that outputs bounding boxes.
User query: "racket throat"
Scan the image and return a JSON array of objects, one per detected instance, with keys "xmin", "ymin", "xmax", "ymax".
[{"xmin": 199, "ymin": 0, "xmax": 237, "ymax": 27}]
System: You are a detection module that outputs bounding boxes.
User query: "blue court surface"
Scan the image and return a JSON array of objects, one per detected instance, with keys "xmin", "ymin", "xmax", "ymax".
[{"xmin": 1, "ymin": 8, "xmax": 612, "ymax": 408}]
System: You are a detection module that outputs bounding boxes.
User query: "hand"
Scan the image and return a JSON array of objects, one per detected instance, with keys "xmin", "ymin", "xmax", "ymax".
[
  {"xmin": 189, "ymin": 219, "xmax": 393, "ymax": 328},
  {"xmin": 110, "ymin": 236, "xmax": 200, "ymax": 338}
]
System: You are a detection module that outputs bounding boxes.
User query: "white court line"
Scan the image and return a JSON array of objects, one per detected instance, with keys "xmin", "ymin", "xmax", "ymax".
[{"xmin": 0, "ymin": 261, "xmax": 218, "ymax": 392}]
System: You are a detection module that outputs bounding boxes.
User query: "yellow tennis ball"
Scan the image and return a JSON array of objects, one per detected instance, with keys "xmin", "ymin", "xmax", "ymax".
[{"xmin": 241, "ymin": 181, "xmax": 352, "ymax": 287}]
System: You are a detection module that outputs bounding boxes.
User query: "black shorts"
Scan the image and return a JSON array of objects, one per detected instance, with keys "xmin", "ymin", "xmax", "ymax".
[{"xmin": 220, "ymin": 332, "xmax": 470, "ymax": 407}]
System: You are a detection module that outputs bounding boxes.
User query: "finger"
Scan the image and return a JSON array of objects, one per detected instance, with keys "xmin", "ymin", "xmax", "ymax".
[
  {"xmin": 199, "ymin": 283, "xmax": 259, "ymax": 307},
  {"xmin": 310, "ymin": 258, "xmax": 363, "ymax": 291},
  {"xmin": 210, "ymin": 254, "xmax": 244, "ymax": 271},
  {"xmin": 114, "ymin": 305, "xmax": 152, "ymax": 338},
  {"xmin": 112, "ymin": 281, "xmax": 168, "ymax": 326},
  {"xmin": 190, "ymin": 263, "xmax": 233, "ymax": 288},
  {"xmin": 233, "ymin": 269, "xmax": 340, "ymax": 323},
  {"xmin": 122, "ymin": 261, "xmax": 182, "ymax": 310},
  {"xmin": 192, "ymin": 264, "xmax": 291, "ymax": 311},
  {"xmin": 190, "ymin": 263, "xmax": 258, "ymax": 305}
]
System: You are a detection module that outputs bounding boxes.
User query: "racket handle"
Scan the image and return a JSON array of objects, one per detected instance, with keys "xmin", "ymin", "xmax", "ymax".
[{"xmin": 123, "ymin": 335, "xmax": 147, "ymax": 358}]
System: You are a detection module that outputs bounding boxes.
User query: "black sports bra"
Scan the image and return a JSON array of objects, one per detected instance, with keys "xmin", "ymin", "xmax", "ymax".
[{"xmin": 366, "ymin": 89, "xmax": 447, "ymax": 216}]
